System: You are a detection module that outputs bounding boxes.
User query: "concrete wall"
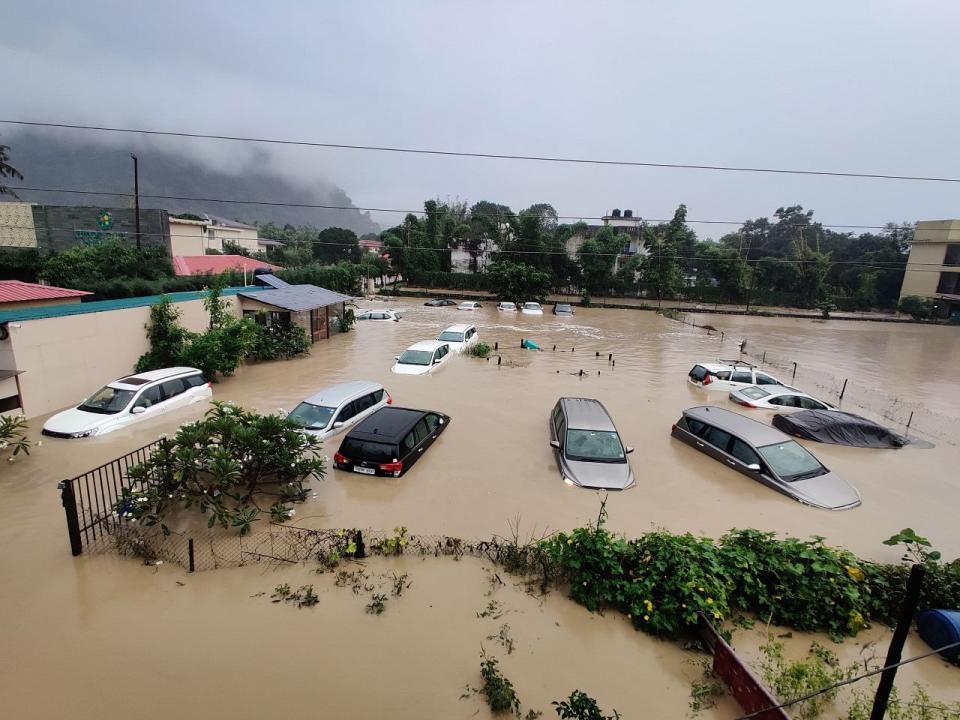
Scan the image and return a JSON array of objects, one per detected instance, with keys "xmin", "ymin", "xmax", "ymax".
[
  {"xmin": 900, "ymin": 219, "xmax": 960, "ymax": 300},
  {"xmin": 0, "ymin": 202, "xmax": 37, "ymax": 248},
  {"xmin": 31, "ymin": 205, "xmax": 169, "ymax": 253},
  {"xmin": 0, "ymin": 297, "xmax": 83, "ymax": 312},
  {"xmin": 169, "ymin": 220, "xmax": 215, "ymax": 255},
  {"xmin": 209, "ymin": 226, "xmax": 259, "ymax": 253},
  {"xmin": 2, "ymin": 296, "xmax": 240, "ymax": 419}
]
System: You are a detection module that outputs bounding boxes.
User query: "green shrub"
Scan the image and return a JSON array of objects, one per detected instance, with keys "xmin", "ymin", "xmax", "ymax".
[
  {"xmin": 479, "ymin": 654, "xmax": 520, "ymax": 715},
  {"xmin": 898, "ymin": 295, "xmax": 937, "ymax": 321},
  {"xmin": 0, "ymin": 248, "xmax": 42, "ymax": 282},
  {"xmin": 468, "ymin": 342, "xmax": 492, "ymax": 358},
  {"xmin": 40, "ymin": 240, "xmax": 173, "ymax": 288},
  {"xmin": 136, "ymin": 296, "xmax": 191, "ymax": 373},
  {"xmin": 553, "ymin": 690, "xmax": 620, "ymax": 720},
  {"xmin": 338, "ymin": 307, "xmax": 356, "ymax": 333},
  {"xmin": 247, "ymin": 323, "xmax": 310, "ymax": 361},
  {"xmin": 178, "ymin": 320, "xmax": 255, "ymax": 379},
  {"xmin": 0, "ymin": 414, "xmax": 31, "ymax": 460}
]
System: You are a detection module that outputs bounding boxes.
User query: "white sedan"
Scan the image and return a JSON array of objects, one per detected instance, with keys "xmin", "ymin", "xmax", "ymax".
[
  {"xmin": 458, "ymin": 301, "xmax": 482, "ymax": 311},
  {"xmin": 391, "ymin": 340, "xmax": 453, "ymax": 375},
  {"xmin": 497, "ymin": 302, "xmax": 517, "ymax": 312},
  {"xmin": 356, "ymin": 309, "xmax": 402, "ymax": 321},
  {"xmin": 729, "ymin": 385, "xmax": 835, "ymax": 412},
  {"xmin": 521, "ymin": 302, "xmax": 544, "ymax": 315},
  {"xmin": 437, "ymin": 324, "xmax": 479, "ymax": 353}
]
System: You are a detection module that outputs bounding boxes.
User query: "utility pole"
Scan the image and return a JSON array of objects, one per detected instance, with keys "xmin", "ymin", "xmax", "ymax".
[{"xmin": 130, "ymin": 154, "xmax": 141, "ymax": 249}]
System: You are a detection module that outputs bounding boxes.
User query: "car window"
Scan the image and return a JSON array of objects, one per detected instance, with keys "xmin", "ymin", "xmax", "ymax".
[
  {"xmin": 730, "ymin": 439, "xmax": 761, "ymax": 466},
  {"xmin": 557, "ymin": 418, "xmax": 567, "ymax": 446},
  {"xmin": 413, "ymin": 418, "xmax": 431, "ymax": 444},
  {"xmin": 160, "ymin": 378, "xmax": 185, "ymax": 399},
  {"xmin": 401, "ymin": 431, "xmax": 416, "ymax": 454},
  {"xmin": 340, "ymin": 438, "xmax": 396, "ymax": 463},
  {"xmin": 703, "ymin": 426, "xmax": 733, "ymax": 451},
  {"xmin": 353, "ymin": 394, "xmax": 375, "ymax": 414},
  {"xmin": 741, "ymin": 386, "xmax": 771, "ymax": 400},
  {"xmin": 685, "ymin": 418, "xmax": 707, "ymax": 436},
  {"xmin": 757, "ymin": 441, "xmax": 824, "ymax": 481},
  {"xmin": 799, "ymin": 396, "xmax": 826, "ymax": 410},
  {"xmin": 425, "ymin": 413, "xmax": 440, "ymax": 433},
  {"xmin": 779, "ymin": 395, "xmax": 802, "ymax": 408},
  {"xmin": 372, "ymin": 389, "xmax": 384, "ymax": 403},
  {"xmin": 731, "ymin": 371, "xmax": 752, "ymax": 383},
  {"xmin": 768, "ymin": 397, "xmax": 786, "ymax": 406},
  {"xmin": 183, "ymin": 374, "xmax": 206, "ymax": 389},
  {"xmin": 336, "ymin": 401, "xmax": 356, "ymax": 423},
  {"xmin": 713, "ymin": 371, "xmax": 731, "ymax": 381},
  {"xmin": 134, "ymin": 385, "xmax": 164, "ymax": 409},
  {"xmin": 755, "ymin": 373, "xmax": 778, "ymax": 385},
  {"xmin": 689, "ymin": 365, "xmax": 708, "ymax": 382}
]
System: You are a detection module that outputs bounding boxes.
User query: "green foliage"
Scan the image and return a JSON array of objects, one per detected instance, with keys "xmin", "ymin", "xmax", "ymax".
[
  {"xmin": 406, "ymin": 271, "xmax": 490, "ymax": 291},
  {"xmin": 468, "ymin": 342, "xmax": 492, "ymax": 358},
  {"xmin": 479, "ymin": 653, "xmax": 521, "ymax": 715},
  {"xmin": 882, "ymin": 528, "xmax": 941, "ymax": 564},
  {"xmin": 0, "ymin": 414, "xmax": 31, "ymax": 459},
  {"xmin": 898, "ymin": 295, "xmax": 937, "ymax": 321},
  {"xmin": 276, "ymin": 261, "xmax": 363, "ymax": 294},
  {"xmin": 365, "ymin": 593, "xmax": 388, "ymax": 614},
  {"xmin": 578, "ymin": 227, "xmax": 628, "ymax": 294},
  {"xmin": 487, "ymin": 260, "xmax": 552, "ymax": 304},
  {"xmin": 337, "ymin": 307, "xmax": 356, "ymax": 333},
  {"xmin": 39, "ymin": 240, "xmax": 173, "ymax": 289},
  {"xmin": 178, "ymin": 320, "xmax": 256, "ymax": 380},
  {"xmin": 116, "ymin": 402, "xmax": 325, "ymax": 536},
  {"xmin": 847, "ymin": 683, "xmax": 960, "ymax": 720},
  {"xmin": 379, "ymin": 526, "xmax": 409, "ymax": 556},
  {"xmin": 247, "ymin": 322, "xmax": 310, "ymax": 361},
  {"xmin": 0, "ymin": 248, "xmax": 42, "ymax": 282},
  {"xmin": 552, "ymin": 690, "xmax": 620, "ymax": 720},
  {"xmin": 271, "ymin": 583, "xmax": 319, "ymax": 608},
  {"xmin": 0, "ymin": 143, "xmax": 24, "ymax": 197},
  {"xmin": 221, "ymin": 240, "xmax": 250, "ymax": 257},
  {"xmin": 817, "ymin": 299, "xmax": 836, "ymax": 318},
  {"xmin": 759, "ymin": 641, "xmax": 847, "ymax": 720},
  {"xmin": 135, "ymin": 296, "xmax": 191, "ymax": 373}
]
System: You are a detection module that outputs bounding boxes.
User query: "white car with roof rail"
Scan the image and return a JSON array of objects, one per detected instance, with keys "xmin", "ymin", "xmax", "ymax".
[
  {"xmin": 521, "ymin": 301, "xmax": 544, "ymax": 315},
  {"xmin": 41, "ymin": 367, "xmax": 212, "ymax": 438},
  {"xmin": 391, "ymin": 340, "xmax": 452, "ymax": 375},
  {"xmin": 687, "ymin": 360, "xmax": 789, "ymax": 392},
  {"xmin": 436, "ymin": 324, "xmax": 479, "ymax": 353},
  {"xmin": 287, "ymin": 381, "xmax": 392, "ymax": 440}
]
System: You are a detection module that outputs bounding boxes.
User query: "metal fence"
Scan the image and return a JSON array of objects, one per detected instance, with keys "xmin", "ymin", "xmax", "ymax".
[{"xmin": 58, "ymin": 440, "xmax": 160, "ymax": 556}]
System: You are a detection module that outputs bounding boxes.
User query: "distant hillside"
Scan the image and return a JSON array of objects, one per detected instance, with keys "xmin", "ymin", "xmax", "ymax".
[{"xmin": 2, "ymin": 133, "xmax": 379, "ymax": 235}]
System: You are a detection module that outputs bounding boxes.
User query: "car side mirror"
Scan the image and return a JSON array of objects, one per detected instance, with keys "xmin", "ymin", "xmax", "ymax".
[
  {"xmin": 433, "ymin": 358, "xmax": 441, "ymax": 364},
  {"xmin": 549, "ymin": 440, "xmax": 560, "ymax": 449},
  {"xmin": 625, "ymin": 446, "xmax": 634, "ymax": 454},
  {"xmin": 395, "ymin": 356, "xmax": 400, "ymax": 361},
  {"xmin": 746, "ymin": 463, "xmax": 761, "ymax": 472},
  {"xmin": 131, "ymin": 406, "xmax": 146, "ymax": 415},
  {"xmin": 333, "ymin": 421, "xmax": 344, "ymax": 429}
]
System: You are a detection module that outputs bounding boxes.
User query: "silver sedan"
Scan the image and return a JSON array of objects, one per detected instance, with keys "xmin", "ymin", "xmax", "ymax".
[{"xmin": 549, "ymin": 398, "xmax": 635, "ymax": 490}]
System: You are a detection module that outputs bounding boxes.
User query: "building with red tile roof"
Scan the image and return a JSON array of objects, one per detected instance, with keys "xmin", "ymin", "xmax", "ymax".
[
  {"xmin": 172, "ymin": 255, "xmax": 282, "ymax": 277},
  {"xmin": 0, "ymin": 280, "xmax": 91, "ymax": 310}
]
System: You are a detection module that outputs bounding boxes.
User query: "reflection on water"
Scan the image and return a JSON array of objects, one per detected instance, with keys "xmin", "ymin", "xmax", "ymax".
[{"xmin": 1, "ymin": 300, "xmax": 958, "ymax": 717}]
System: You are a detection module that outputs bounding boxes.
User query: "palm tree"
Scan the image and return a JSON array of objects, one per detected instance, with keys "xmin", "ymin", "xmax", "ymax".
[{"xmin": 0, "ymin": 144, "xmax": 24, "ymax": 198}]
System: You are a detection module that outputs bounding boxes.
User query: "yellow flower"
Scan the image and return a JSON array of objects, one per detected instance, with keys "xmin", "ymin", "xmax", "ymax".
[
  {"xmin": 706, "ymin": 597, "xmax": 714, "ymax": 605},
  {"xmin": 643, "ymin": 615, "xmax": 649, "ymax": 621},
  {"xmin": 644, "ymin": 599, "xmax": 654, "ymax": 612},
  {"xmin": 567, "ymin": 538, "xmax": 573, "ymax": 545},
  {"xmin": 846, "ymin": 565, "xmax": 865, "ymax": 582},
  {"xmin": 698, "ymin": 587, "xmax": 704, "ymax": 592},
  {"xmin": 713, "ymin": 611, "xmax": 721, "ymax": 620}
]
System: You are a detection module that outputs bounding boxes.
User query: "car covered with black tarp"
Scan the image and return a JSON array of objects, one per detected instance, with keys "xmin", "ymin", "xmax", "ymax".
[{"xmin": 772, "ymin": 409, "xmax": 907, "ymax": 448}]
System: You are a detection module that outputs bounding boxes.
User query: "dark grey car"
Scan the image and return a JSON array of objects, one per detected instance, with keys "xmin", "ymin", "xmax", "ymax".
[
  {"xmin": 550, "ymin": 398, "xmax": 635, "ymax": 489},
  {"xmin": 671, "ymin": 406, "xmax": 861, "ymax": 510}
]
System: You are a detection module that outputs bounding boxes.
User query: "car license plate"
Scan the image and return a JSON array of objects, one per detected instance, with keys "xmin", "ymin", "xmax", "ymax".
[{"xmin": 354, "ymin": 466, "xmax": 376, "ymax": 475}]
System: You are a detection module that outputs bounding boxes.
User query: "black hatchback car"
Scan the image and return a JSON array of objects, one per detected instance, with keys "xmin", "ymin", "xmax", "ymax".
[
  {"xmin": 424, "ymin": 298, "xmax": 457, "ymax": 307},
  {"xmin": 334, "ymin": 406, "xmax": 450, "ymax": 477}
]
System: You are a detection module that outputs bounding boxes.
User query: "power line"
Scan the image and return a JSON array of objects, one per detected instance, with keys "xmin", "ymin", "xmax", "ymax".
[
  {"xmin": 5, "ymin": 185, "xmax": 928, "ymax": 233},
  {"xmin": 2, "ymin": 119, "xmax": 959, "ymax": 183}
]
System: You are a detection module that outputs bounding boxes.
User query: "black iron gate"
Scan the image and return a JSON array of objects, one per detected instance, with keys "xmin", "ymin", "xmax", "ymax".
[{"xmin": 58, "ymin": 440, "xmax": 160, "ymax": 556}]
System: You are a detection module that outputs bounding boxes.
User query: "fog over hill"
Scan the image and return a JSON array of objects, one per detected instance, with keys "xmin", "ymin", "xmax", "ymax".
[{"xmin": 1, "ymin": 132, "xmax": 380, "ymax": 235}]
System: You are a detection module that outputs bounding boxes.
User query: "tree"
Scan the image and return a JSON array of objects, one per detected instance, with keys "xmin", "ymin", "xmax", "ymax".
[
  {"xmin": 0, "ymin": 144, "xmax": 23, "ymax": 198},
  {"xmin": 315, "ymin": 227, "xmax": 360, "ymax": 264},
  {"xmin": 898, "ymin": 295, "xmax": 937, "ymax": 321},
  {"xmin": 525, "ymin": 203, "xmax": 559, "ymax": 230},
  {"xmin": 487, "ymin": 260, "xmax": 552, "ymax": 304},
  {"xmin": 695, "ymin": 242, "xmax": 748, "ymax": 302},
  {"xmin": 639, "ymin": 205, "xmax": 689, "ymax": 298},
  {"xmin": 578, "ymin": 226, "xmax": 627, "ymax": 294}
]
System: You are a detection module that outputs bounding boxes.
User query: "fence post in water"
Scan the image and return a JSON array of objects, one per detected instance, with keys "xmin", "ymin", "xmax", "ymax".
[
  {"xmin": 907, "ymin": 411, "xmax": 914, "ymax": 429},
  {"xmin": 579, "ymin": 369, "xmax": 584, "ymax": 377},
  {"xmin": 552, "ymin": 345, "xmax": 556, "ymax": 351},
  {"xmin": 870, "ymin": 564, "xmax": 926, "ymax": 720},
  {"xmin": 762, "ymin": 351, "xmax": 766, "ymax": 365},
  {"xmin": 58, "ymin": 480, "xmax": 83, "ymax": 557},
  {"xmin": 792, "ymin": 362, "xmax": 797, "ymax": 381},
  {"xmin": 839, "ymin": 378, "xmax": 848, "ymax": 401},
  {"xmin": 497, "ymin": 355, "xmax": 502, "ymax": 366},
  {"xmin": 188, "ymin": 538, "xmax": 195, "ymax": 573},
  {"xmin": 608, "ymin": 353, "xmax": 612, "ymax": 362},
  {"xmin": 355, "ymin": 530, "xmax": 366, "ymax": 559},
  {"xmin": 494, "ymin": 342, "xmax": 498, "ymax": 351}
]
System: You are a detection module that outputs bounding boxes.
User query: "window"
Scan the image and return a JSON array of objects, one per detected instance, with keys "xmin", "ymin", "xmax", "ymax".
[
  {"xmin": 557, "ymin": 419, "xmax": 567, "ymax": 446},
  {"xmin": 768, "ymin": 397, "xmax": 786, "ymax": 406},
  {"xmin": 777, "ymin": 395, "xmax": 802, "ymax": 407},
  {"xmin": 288, "ymin": 402, "xmax": 336, "ymax": 429},
  {"xmin": 134, "ymin": 386, "xmax": 164, "ymax": 409},
  {"xmin": 730, "ymin": 439, "xmax": 761, "ymax": 466},
  {"xmin": 398, "ymin": 350, "xmax": 433, "ymax": 366},
  {"xmin": 0, "ymin": 395, "xmax": 21, "ymax": 412},
  {"xmin": 183, "ymin": 374, "xmax": 207, "ymax": 389},
  {"xmin": 945, "ymin": 244, "xmax": 960, "ymax": 266},
  {"xmin": 564, "ymin": 429, "xmax": 625, "ymax": 462},
  {"xmin": 401, "ymin": 431, "xmax": 416, "ymax": 454},
  {"xmin": 702, "ymin": 426, "xmax": 733, "ymax": 451},
  {"xmin": 685, "ymin": 418, "xmax": 707, "ymax": 436},
  {"xmin": 552, "ymin": 407, "xmax": 563, "ymax": 437},
  {"xmin": 799, "ymin": 397, "xmax": 827, "ymax": 410},
  {"xmin": 413, "ymin": 418, "xmax": 430, "ymax": 444},
  {"xmin": 160, "ymin": 378, "xmax": 185, "ymax": 399},
  {"xmin": 713, "ymin": 371, "xmax": 731, "ymax": 381},
  {"xmin": 731, "ymin": 371, "xmax": 752, "ymax": 383},
  {"xmin": 372, "ymin": 389, "xmax": 385, "ymax": 403},
  {"xmin": 339, "ymin": 438, "xmax": 396, "ymax": 464},
  {"xmin": 689, "ymin": 366, "xmax": 708, "ymax": 382},
  {"xmin": 741, "ymin": 387, "xmax": 771, "ymax": 400},
  {"xmin": 936, "ymin": 272, "xmax": 960, "ymax": 295},
  {"xmin": 757, "ymin": 441, "xmax": 824, "ymax": 481},
  {"xmin": 79, "ymin": 386, "xmax": 135, "ymax": 415},
  {"xmin": 425, "ymin": 413, "xmax": 441, "ymax": 433},
  {"xmin": 755, "ymin": 373, "xmax": 778, "ymax": 385},
  {"xmin": 353, "ymin": 393, "xmax": 375, "ymax": 414},
  {"xmin": 437, "ymin": 331, "xmax": 464, "ymax": 342},
  {"xmin": 336, "ymin": 402, "xmax": 356, "ymax": 423}
]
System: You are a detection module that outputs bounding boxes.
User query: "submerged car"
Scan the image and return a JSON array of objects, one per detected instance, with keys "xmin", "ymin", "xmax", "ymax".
[
  {"xmin": 42, "ymin": 367, "xmax": 211, "ymax": 438},
  {"xmin": 458, "ymin": 301, "xmax": 482, "ymax": 311},
  {"xmin": 553, "ymin": 303, "xmax": 575, "ymax": 316},
  {"xmin": 729, "ymin": 385, "xmax": 834, "ymax": 412},
  {"xmin": 671, "ymin": 406, "xmax": 861, "ymax": 510},
  {"xmin": 334, "ymin": 406, "xmax": 450, "ymax": 477},
  {"xmin": 521, "ymin": 302, "xmax": 544, "ymax": 315},
  {"xmin": 287, "ymin": 381, "xmax": 391, "ymax": 441},
  {"xmin": 772, "ymin": 409, "xmax": 908, "ymax": 449},
  {"xmin": 391, "ymin": 340, "xmax": 452, "ymax": 375},
  {"xmin": 497, "ymin": 301, "xmax": 517, "ymax": 312},
  {"xmin": 436, "ymin": 324, "xmax": 479, "ymax": 353},
  {"xmin": 424, "ymin": 298, "xmax": 457, "ymax": 307},
  {"xmin": 356, "ymin": 309, "xmax": 402, "ymax": 321},
  {"xmin": 549, "ymin": 398, "xmax": 635, "ymax": 490},
  {"xmin": 688, "ymin": 361, "xmax": 787, "ymax": 392}
]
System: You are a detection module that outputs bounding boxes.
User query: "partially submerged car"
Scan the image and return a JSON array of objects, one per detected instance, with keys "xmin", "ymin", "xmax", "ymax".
[
  {"xmin": 287, "ymin": 381, "xmax": 391, "ymax": 441},
  {"xmin": 497, "ymin": 301, "xmax": 517, "ymax": 312},
  {"xmin": 391, "ymin": 340, "xmax": 452, "ymax": 375},
  {"xmin": 436, "ymin": 324, "xmax": 479, "ymax": 353},
  {"xmin": 458, "ymin": 301, "xmax": 482, "ymax": 311},
  {"xmin": 521, "ymin": 302, "xmax": 544, "ymax": 315},
  {"xmin": 424, "ymin": 298, "xmax": 457, "ymax": 307},
  {"xmin": 553, "ymin": 303, "xmax": 575, "ymax": 316},
  {"xmin": 549, "ymin": 398, "xmax": 635, "ymax": 490},
  {"xmin": 688, "ymin": 361, "xmax": 787, "ymax": 392},
  {"xmin": 356, "ymin": 309, "xmax": 402, "ymax": 321},
  {"xmin": 729, "ymin": 385, "xmax": 834, "ymax": 412},
  {"xmin": 772, "ymin": 409, "xmax": 908, "ymax": 449},
  {"xmin": 42, "ymin": 367, "xmax": 211, "ymax": 438},
  {"xmin": 334, "ymin": 406, "xmax": 450, "ymax": 477},
  {"xmin": 671, "ymin": 406, "xmax": 861, "ymax": 510}
]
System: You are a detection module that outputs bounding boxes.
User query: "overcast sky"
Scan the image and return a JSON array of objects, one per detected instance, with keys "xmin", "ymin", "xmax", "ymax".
[{"xmin": 3, "ymin": 1, "xmax": 959, "ymax": 236}]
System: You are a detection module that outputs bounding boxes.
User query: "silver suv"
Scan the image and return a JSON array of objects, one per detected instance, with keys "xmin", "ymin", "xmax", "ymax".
[{"xmin": 549, "ymin": 398, "xmax": 635, "ymax": 490}]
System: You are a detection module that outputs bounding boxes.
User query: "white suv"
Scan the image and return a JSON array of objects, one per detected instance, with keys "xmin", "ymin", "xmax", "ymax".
[{"xmin": 687, "ymin": 361, "xmax": 787, "ymax": 392}]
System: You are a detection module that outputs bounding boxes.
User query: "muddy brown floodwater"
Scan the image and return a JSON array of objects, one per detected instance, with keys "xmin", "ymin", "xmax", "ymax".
[{"xmin": 2, "ymin": 301, "xmax": 958, "ymax": 718}]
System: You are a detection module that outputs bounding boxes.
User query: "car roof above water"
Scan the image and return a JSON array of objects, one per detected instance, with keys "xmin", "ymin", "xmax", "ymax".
[
  {"xmin": 560, "ymin": 397, "xmax": 617, "ymax": 431},
  {"xmin": 441, "ymin": 323, "xmax": 473, "ymax": 333},
  {"xmin": 350, "ymin": 407, "xmax": 430, "ymax": 442},
  {"xmin": 682, "ymin": 406, "xmax": 787, "ymax": 446},
  {"xmin": 112, "ymin": 366, "xmax": 202, "ymax": 389},
  {"xmin": 302, "ymin": 380, "xmax": 383, "ymax": 407}
]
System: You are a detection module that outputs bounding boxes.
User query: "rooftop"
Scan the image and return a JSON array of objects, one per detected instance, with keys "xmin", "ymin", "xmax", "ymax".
[
  {"xmin": 560, "ymin": 398, "xmax": 617, "ymax": 431},
  {"xmin": 0, "ymin": 280, "xmax": 92, "ymax": 304},
  {"xmin": 172, "ymin": 255, "xmax": 282, "ymax": 276},
  {"xmin": 351, "ymin": 407, "xmax": 428, "ymax": 441},
  {"xmin": 302, "ymin": 380, "xmax": 383, "ymax": 407},
  {"xmin": 238, "ymin": 284, "xmax": 353, "ymax": 312}
]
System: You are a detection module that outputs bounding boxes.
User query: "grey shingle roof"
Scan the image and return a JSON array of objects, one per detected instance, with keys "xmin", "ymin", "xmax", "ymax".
[
  {"xmin": 238, "ymin": 284, "xmax": 353, "ymax": 312},
  {"xmin": 255, "ymin": 273, "xmax": 290, "ymax": 289}
]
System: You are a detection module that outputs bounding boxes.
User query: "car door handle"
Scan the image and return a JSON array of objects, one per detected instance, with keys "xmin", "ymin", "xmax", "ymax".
[
  {"xmin": 726, "ymin": 459, "xmax": 735, "ymax": 466},
  {"xmin": 418, "ymin": 448, "xmax": 424, "ymax": 453},
  {"xmin": 695, "ymin": 441, "xmax": 704, "ymax": 447}
]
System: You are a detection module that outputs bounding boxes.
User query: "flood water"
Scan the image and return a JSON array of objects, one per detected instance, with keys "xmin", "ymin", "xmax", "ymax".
[{"xmin": 2, "ymin": 300, "xmax": 958, "ymax": 718}]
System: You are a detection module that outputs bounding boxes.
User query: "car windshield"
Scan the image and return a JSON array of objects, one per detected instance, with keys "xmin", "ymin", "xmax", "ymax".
[
  {"xmin": 524, "ymin": 303, "xmax": 540, "ymax": 309},
  {"xmin": 741, "ymin": 387, "xmax": 771, "ymax": 400},
  {"xmin": 565, "ymin": 429, "xmax": 626, "ymax": 463},
  {"xmin": 437, "ymin": 331, "xmax": 465, "ymax": 342},
  {"xmin": 757, "ymin": 441, "xmax": 824, "ymax": 481},
  {"xmin": 339, "ymin": 438, "xmax": 397, "ymax": 463},
  {"xmin": 556, "ymin": 304, "xmax": 571, "ymax": 311},
  {"xmin": 287, "ymin": 402, "xmax": 337, "ymax": 429},
  {"xmin": 500, "ymin": 303, "xmax": 515, "ymax": 308},
  {"xmin": 398, "ymin": 350, "xmax": 434, "ymax": 366},
  {"xmin": 78, "ymin": 386, "xmax": 136, "ymax": 415}
]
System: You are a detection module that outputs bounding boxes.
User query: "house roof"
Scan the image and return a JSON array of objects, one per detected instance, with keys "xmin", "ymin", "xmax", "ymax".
[
  {"xmin": 359, "ymin": 238, "xmax": 384, "ymax": 248},
  {"xmin": 238, "ymin": 284, "xmax": 353, "ymax": 312},
  {"xmin": 0, "ymin": 280, "xmax": 92, "ymax": 304},
  {"xmin": 254, "ymin": 273, "xmax": 290, "ymax": 289},
  {"xmin": 206, "ymin": 214, "xmax": 257, "ymax": 230},
  {"xmin": 172, "ymin": 255, "xmax": 282, "ymax": 276}
]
